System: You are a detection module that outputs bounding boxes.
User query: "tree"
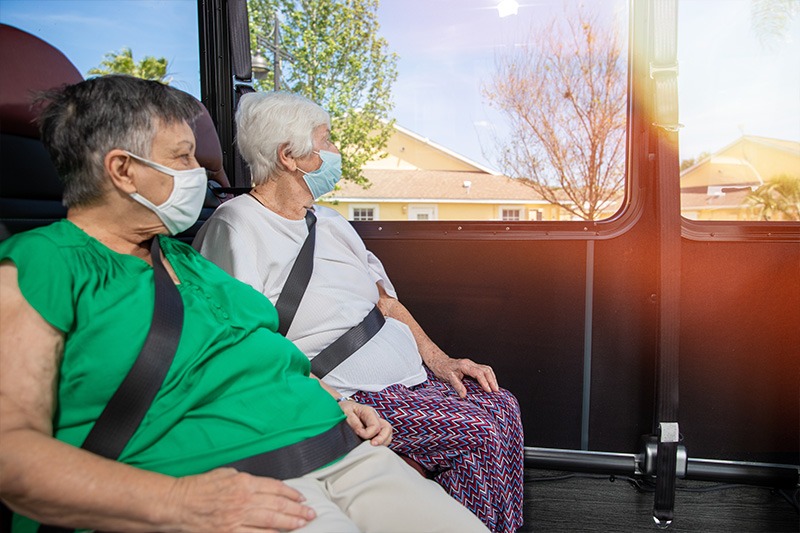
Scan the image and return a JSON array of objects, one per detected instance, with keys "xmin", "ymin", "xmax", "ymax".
[
  {"xmin": 87, "ymin": 47, "xmax": 171, "ymax": 84},
  {"xmin": 248, "ymin": 0, "xmax": 398, "ymax": 186},
  {"xmin": 483, "ymin": 8, "xmax": 627, "ymax": 221},
  {"xmin": 680, "ymin": 151, "xmax": 711, "ymax": 172},
  {"xmin": 750, "ymin": 0, "xmax": 800, "ymax": 49},
  {"xmin": 744, "ymin": 174, "xmax": 800, "ymax": 221}
]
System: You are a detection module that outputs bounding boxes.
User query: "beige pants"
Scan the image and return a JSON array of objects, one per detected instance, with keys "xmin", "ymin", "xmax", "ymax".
[{"xmin": 284, "ymin": 441, "xmax": 489, "ymax": 533}]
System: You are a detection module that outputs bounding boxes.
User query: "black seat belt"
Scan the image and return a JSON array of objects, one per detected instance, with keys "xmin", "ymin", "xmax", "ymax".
[
  {"xmin": 311, "ymin": 306, "xmax": 384, "ymax": 378},
  {"xmin": 649, "ymin": 0, "xmax": 682, "ymax": 527},
  {"xmin": 37, "ymin": 237, "xmax": 184, "ymax": 533},
  {"xmin": 274, "ymin": 208, "xmax": 385, "ymax": 378},
  {"xmin": 275, "ymin": 209, "xmax": 317, "ymax": 336}
]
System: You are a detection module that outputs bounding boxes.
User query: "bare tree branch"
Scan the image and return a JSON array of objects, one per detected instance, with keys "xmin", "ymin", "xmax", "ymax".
[{"xmin": 484, "ymin": 7, "xmax": 627, "ymax": 220}]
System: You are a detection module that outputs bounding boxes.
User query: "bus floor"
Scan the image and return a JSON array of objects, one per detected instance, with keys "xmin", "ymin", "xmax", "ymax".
[{"xmin": 520, "ymin": 469, "xmax": 799, "ymax": 532}]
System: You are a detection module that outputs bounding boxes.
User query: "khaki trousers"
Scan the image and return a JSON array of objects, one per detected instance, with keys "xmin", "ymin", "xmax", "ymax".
[{"xmin": 284, "ymin": 441, "xmax": 489, "ymax": 533}]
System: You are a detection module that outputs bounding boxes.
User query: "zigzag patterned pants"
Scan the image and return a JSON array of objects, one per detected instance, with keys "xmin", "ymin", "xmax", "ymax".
[{"xmin": 352, "ymin": 368, "xmax": 524, "ymax": 533}]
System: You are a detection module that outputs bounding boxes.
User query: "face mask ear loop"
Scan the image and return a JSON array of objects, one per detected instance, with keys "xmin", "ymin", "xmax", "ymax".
[{"xmin": 297, "ymin": 150, "xmax": 323, "ymax": 176}]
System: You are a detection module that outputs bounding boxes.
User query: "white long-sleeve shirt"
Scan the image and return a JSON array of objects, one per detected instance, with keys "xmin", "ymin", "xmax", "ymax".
[{"xmin": 193, "ymin": 194, "xmax": 427, "ymax": 397}]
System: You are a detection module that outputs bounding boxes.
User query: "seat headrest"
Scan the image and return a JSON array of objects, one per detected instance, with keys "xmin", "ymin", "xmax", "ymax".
[
  {"xmin": 192, "ymin": 101, "xmax": 230, "ymax": 188},
  {"xmin": 0, "ymin": 24, "xmax": 83, "ymax": 138},
  {"xmin": 0, "ymin": 23, "xmax": 230, "ymax": 207}
]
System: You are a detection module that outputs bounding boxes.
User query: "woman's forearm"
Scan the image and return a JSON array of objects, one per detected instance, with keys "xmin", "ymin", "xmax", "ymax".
[{"xmin": 1, "ymin": 428, "xmax": 181, "ymax": 532}]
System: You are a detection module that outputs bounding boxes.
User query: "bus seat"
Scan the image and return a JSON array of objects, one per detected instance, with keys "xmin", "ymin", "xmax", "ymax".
[
  {"xmin": 184, "ymin": 100, "xmax": 233, "ymax": 241},
  {"xmin": 0, "ymin": 23, "xmax": 229, "ymax": 242},
  {"xmin": 0, "ymin": 23, "xmax": 82, "ymax": 239},
  {"xmin": 193, "ymin": 100, "xmax": 232, "ymax": 206}
]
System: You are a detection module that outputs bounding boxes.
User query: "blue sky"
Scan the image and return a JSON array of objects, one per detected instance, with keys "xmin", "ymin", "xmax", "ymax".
[
  {"xmin": 677, "ymin": 0, "xmax": 800, "ymax": 159},
  {"xmin": 0, "ymin": 0, "xmax": 202, "ymax": 97},
  {"xmin": 1, "ymin": 0, "xmax": 798, "ymax": 168}
]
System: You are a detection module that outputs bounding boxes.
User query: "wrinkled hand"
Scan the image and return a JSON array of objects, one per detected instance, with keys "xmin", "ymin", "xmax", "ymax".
[
  {"xmin": 168, "ymin": 467, "xmax": 316, "ymax": 532},
  {"xmin": 340, "ymin": 400, "xmax": 393, "ymax": 446},
  {"xmin": 428, "ymin": 357, "xmax": 500, "ymax": 398}
]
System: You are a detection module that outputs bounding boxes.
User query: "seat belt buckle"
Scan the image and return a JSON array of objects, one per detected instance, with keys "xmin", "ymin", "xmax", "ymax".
[{"xmin": 640, "ymin": 428, "xmax": 687, "ymax": 478}]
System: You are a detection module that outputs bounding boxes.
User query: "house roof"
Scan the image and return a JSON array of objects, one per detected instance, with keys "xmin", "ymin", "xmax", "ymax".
[
  {"xmin": 681, "ymin": 155, "xmax": 764, "ymax": 189},
  {"xmin": 391, "ymin": 123, "xmax": 500, "ymax": 174},
  {"xmin": 732, "ymin": 135, "xmax": 800, "ymax": 155},
  {"xmin": 679, "ymin": 134, "xmax": 799, "ymax": 208},
  {"xmin": 681, "ymin": 135, "xmax": 800, "ymax": 189},
  {"xmin": 681, "ymin": 188, "xmax": 752, "ymax": 210},
  {"xmin": 323, "ymin": 169, "xmax": 548, "ymax": 203}
]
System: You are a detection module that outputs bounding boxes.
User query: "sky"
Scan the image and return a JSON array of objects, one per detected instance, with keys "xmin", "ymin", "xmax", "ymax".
[{"xmin": 1, "ymin": 0, "xmax": 798, "ymax": 170}]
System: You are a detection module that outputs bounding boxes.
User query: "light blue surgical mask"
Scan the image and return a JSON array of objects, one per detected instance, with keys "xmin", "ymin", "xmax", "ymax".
[
  {"xmin": 299, "ymin": 150, "xmax": 342, "ymax": 200},
  {"xmin": 125, "ymin": 151, "xmax": 208, "ymax": 235}
]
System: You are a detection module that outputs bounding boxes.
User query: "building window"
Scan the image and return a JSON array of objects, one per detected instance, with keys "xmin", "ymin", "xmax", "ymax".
[
  {"xmin": 408, "ymin": 205, "xmax": 437, "ymax": 221},
  {"xmin": 528, "ymin": 209, "xmax": 544, "ymax": 221},
  {"xmin": 678, "ymin": 0, "xmax": 800, "ymax": 222},
  {"xmin": 501, "ymin": 208, "xmax": 522, "ymax": 221},
  {"xmin": 371, "ymin": 0, "xmax": 629, "ymax": 223},
  {"xmin": 352, "ymin": 207, "xmax": 375, "ymax": 221}
]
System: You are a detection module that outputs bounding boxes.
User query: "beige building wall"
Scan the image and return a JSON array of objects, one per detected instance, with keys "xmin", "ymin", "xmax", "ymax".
[
  {"xmin": 680, "ymin": 136, "xmax": 800, "ymax": 220},
  {"xmin": 320, "ymin": 200, "xmax": 563, "ymax": 221},
  {"xmin": 364, "ymin": 124, "xmax": 499, "ymax": 174},
  {"xmin": 333, "ymin": 123, "xmax": 627, "ymax": 222}
]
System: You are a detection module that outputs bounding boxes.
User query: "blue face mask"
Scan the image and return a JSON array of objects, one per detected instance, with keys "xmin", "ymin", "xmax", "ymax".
[{"xmin": 299, "ymin": 150, "xmax": 342, "ymax": 200}]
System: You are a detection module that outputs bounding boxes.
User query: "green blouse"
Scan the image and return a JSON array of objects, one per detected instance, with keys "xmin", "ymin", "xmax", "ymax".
[{"xmin": 0, "ymin": 220, "xmax": 345, "ymax": 477}]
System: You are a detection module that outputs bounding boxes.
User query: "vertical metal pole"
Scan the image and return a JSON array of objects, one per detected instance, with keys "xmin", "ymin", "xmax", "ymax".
[
  {"xmin": 197, "ymin": 0, "xmax": 236, "ymax": 184},
  {"xmin": 581, "ymin": 240, "xmax": 595, "ymax": 451}
]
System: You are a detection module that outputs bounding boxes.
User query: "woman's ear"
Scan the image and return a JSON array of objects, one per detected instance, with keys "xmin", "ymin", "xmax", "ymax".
[
  {"xmin": 105, "ymin": 149, "xmax": 137, "ymax": 194},
  {"xmin": 277, "ymin": 143, "xmax": 297, "ymax": 172}
]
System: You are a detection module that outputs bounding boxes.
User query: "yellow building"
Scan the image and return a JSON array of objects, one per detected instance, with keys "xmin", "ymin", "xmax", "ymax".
[
  {"xmin": 680, "ymin": 136, "xmax": 800, "ymax": 221},
  {"xmin": 320, "ymin": 123, "xmax": 568, "ymax": 221}
]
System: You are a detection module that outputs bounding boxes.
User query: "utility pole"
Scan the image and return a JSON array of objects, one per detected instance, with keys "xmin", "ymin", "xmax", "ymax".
[
  {"xmin": 253, "ymin": 14, "xmax": 294, "ymax": 89},
  {"xmin": 272, "ymin": 15, "xmax": 281, "ymax": 90}
]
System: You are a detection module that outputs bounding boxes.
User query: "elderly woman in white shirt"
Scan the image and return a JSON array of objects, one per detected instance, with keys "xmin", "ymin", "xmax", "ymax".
[{"xmin": 193, "ymin": 91, "xmax": 524, "ymax": 533}]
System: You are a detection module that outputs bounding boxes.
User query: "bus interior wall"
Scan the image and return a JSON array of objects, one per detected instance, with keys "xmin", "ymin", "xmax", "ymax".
[{"xmin": 360, "ymin": 217, "xmax": 800, "ymax": 467}]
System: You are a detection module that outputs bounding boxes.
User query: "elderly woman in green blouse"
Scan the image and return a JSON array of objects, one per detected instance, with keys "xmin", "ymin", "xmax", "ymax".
[{"xmin": 0, "ymin": 75, "xmax": 487, "ymax": 533}]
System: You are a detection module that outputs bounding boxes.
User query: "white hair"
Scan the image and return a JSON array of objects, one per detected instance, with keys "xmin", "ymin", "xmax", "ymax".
[{"xmin": 235, "ymin": 91, "xmax": 330, "ymax": 186}]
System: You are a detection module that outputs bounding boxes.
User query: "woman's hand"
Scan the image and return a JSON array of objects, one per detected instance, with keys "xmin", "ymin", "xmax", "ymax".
[
  {"xmin": 427, "ymin": 357, "xmax": 500, "ymax": 399},
  {"xmin": 168, "ymin": 468, "xmax": 316, "ymax": 532},
  {"xmin": 339, "ymin": 400, "xmax": 393, "ymax": 446}
]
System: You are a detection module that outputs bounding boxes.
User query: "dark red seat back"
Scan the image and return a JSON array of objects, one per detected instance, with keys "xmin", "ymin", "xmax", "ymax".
[{"xmin": 0, "ymin": 23, "xmax": 229, "ymax": 241}]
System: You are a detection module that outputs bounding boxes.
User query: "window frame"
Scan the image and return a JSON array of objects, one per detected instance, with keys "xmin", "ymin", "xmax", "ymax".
[
  {"xmin": 349, "ymin": 204, "xmax": 379, "ymax": 221},
  {"xmin": 499, "ymin": 206, "xmax": 524, "ymax": 221},
  {"xmin": 407, "ymin": 204, "xmax": 438, "ymax": 221},
  {"xmin": 352, "ymin": 0, "xmax": 644, "ymax": 242}
]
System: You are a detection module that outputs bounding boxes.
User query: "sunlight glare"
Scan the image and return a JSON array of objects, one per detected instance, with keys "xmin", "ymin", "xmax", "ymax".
[{"xmin": 497, "ymin": 0, "xmax": 519, "ymax": 18}]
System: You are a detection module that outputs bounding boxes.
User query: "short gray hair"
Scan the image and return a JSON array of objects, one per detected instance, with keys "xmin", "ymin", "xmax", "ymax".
[
  {"xmin": 235, "ymin": 91, "xmax": 330, "ymax": 186},
  {"xmin": 37, "ymin": 75, "xmax": 201, "ymax": 207}
]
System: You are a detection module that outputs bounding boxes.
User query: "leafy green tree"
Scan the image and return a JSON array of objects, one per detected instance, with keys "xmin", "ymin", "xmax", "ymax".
[
  {"xmin": 87, "ymin": 47, "xmax": 171, "ymax": 84},
  {"xmin": 744, "ymin": 174, "xmax": 800, "ymax": 221},
  {"xmin": 248, "ymin": 0, "xmax": 398, "ymax": 186}
]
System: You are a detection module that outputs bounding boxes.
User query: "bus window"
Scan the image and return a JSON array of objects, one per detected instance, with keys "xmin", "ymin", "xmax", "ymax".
[
  {"xmin": 678, "ymin": 0, "xmax": 800, "ymax": 223},
  {"xmin": 0, "ymin": 0, "xmax": 200, "ymax": 99},
  {"xmin": 247, "ymin": 0, "xmax": 630, "ymax": 223}
]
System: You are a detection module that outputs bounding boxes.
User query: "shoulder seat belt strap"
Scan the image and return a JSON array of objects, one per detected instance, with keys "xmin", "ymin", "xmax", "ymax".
[
  {"xmin": 274, "ymin": 208, "xmax": 316, "ymax": 336},
  {"xmin": 37, "ymin": 237, "xmax": 183, "ymax": 533},
  {"xmin": 311, "ymin": 305, "xmax": 384, "ymax": 379},
  {"xmin": 274, "ymin": 208, "xmax": 385, "ymax": 378}
]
